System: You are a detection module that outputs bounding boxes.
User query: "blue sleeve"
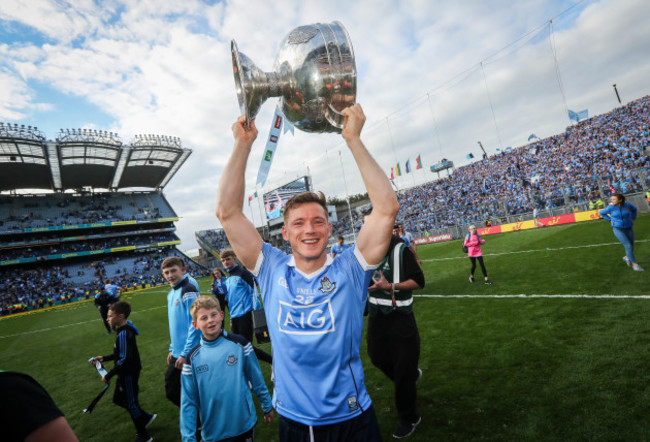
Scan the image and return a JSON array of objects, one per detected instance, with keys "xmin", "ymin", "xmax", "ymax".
[
  {"xmin": 243, "ymin": 342, "xmax": 273, "ymax": 413},
  {"xmin": 599, "ymin": 206, "xmax": 611, "ymax": 221},
  {"xmin": 181, "ymin": 292, "xmax": 201, "ymax": 358},
  {"xmin": 255, "ymin": 243, "xmax": 287, "ymax": 306},
  {"xmin": 629, "ymin": 203, "xmax": 637, "ymax": 220},
  {"xmin": 180, "ymin": 361, "xmax": 199, "ymax": 442},
  {"xmin": 114, "ymin": 331, "xmax": 128, "ymax": 367}
]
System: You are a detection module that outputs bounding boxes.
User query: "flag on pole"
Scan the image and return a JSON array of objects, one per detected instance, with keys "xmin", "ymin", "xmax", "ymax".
[
  {"xmin": 390, "ymin": 167, "xmax": 394, "ymax": 180},
  {"xmin": 415, "ymin": 155, "xmax": 422, "ymax": 170},
  {"xmin": 528, "ymin": 133, "xmax": 538, "ymax": 142},
  {"xmin": 256, "ymin": 105, "xmax": 285, "ymax": 187},
  {"xmin": 405, "ymin": 159, "xmax": 411, "ymax": 174},
  {"xmin": 395, "ymin": 163, "xmax": 401, "ymax": 176},
  {"xmin": 568, "ymin": 109, "xmax": 579, "ymax": 123},
  {"xmin": 577, "ymin": 109, "xmax": 588, "ymax": 120}
]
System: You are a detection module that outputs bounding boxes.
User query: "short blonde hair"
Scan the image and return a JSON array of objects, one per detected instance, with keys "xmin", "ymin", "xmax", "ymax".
[{"xmin": 190, "ymin": 295, "xmax": 221, "ymax": 321}]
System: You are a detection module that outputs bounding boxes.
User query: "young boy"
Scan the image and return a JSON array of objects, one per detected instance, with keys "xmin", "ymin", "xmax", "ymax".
[
  {"xmin": 181, "ymin": 295, "xmax": 273, "ymax": 442},
  {"xmin": 92, "ymin": 301, "xmax": 156, "ymax": 442},
  {"xmin": 162, "ymin": 256, "xmax": 201, "ymax": 406}
]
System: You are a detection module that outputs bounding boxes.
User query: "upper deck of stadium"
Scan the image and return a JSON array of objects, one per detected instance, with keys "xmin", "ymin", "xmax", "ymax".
[{"xmin": 0, "ymin": 124, "xmax": 191, "ymax": 192}]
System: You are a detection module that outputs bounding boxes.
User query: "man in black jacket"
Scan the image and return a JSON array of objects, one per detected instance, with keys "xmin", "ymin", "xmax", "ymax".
[
  {"xmin": 367, "ymin": 231, "xmax": 425, "ymax": 439},
  {"xmin": 92, "ymin": 301, "xmax": 156, "ymax": 442}
]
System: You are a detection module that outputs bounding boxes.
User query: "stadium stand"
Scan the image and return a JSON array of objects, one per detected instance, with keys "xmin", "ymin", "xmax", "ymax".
[
  {"xmin": 394, "ymin": 95, "xmax": 649, "ymax": 236},
  {"xmin": 0, "ymin": 126, "xmax": 207, "ymax": 316}
]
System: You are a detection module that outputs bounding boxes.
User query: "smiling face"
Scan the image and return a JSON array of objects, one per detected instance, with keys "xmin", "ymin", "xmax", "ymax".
[
  {"xmin": 162, "ymin": 264, "xmax": 185, "ymax": 286},
  {"xmin": 193, "ymin": 307, "xmax": 224, "ymax": 341},
  {"xmin": 282, "ymin": 202, "xmax": 332, "ymax": 268}
]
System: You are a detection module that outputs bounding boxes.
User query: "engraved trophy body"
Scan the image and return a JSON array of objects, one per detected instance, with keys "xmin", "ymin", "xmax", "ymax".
[{"xmin": 232, "ymin": 21, "xmax": 356, "ymax": 133}]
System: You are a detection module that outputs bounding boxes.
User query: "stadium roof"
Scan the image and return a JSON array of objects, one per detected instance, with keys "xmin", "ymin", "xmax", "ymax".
[{"xmin": 0, "ymin": 123, "xmax": 191, "ymax": 192}]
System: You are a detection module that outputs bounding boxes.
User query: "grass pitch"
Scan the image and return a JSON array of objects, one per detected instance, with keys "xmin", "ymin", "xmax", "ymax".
[{"xmin": 1, "ymin": 214, "xmax": 648, "ymax": 441}]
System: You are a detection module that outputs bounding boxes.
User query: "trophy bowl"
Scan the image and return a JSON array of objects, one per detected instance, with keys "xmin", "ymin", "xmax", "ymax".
[{"xmin": 232, "ymin": 21, "xmax": 356, "ymax": 133}]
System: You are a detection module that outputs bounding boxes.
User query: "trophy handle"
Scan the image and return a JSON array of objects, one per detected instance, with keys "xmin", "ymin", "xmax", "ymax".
[{"xmin": 326, "ymin": 104, "xmax": 346, "ymax": 130}]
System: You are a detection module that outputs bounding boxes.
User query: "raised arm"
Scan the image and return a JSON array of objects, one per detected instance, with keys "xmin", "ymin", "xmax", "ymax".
[
  {"xmin": 342, "ymin": 104, "xmax": 400, "ymax": 266},
  {"xmin": 216, "ymin": 116, "xmax": 263, "ymax": 270}
]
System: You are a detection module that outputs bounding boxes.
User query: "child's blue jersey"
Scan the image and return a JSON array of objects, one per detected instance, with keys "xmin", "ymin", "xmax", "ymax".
[
  {"xmin": 167, "ymin": 274, "xmax": 201, "ymax": 358},
  {"xmin": 180, "ymin": 331, "xmax": 272, "ymax": 442},
  {"xmin": 253, "ymin": 242, "xmax": 377, "ymax": 425}
]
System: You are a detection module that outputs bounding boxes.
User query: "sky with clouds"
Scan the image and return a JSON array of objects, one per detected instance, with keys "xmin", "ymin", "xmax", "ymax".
[{"xmin": 1, "ymin": 0, "xmax": 649, "ymax": 252}]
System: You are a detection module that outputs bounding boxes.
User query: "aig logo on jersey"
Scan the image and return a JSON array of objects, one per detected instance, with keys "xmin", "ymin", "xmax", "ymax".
[{"xmin": 278, "ymin": 299, "xmax": 336, "ymax": 335}]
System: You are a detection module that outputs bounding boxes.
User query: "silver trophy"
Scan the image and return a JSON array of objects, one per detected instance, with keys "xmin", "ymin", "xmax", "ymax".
[{"xmin": 231, "ymin": 21, "xmax": 356, "ymax": 133}]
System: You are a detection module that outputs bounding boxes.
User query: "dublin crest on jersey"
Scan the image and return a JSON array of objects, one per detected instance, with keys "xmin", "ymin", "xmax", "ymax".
[
  {"xmin": 226, "ymin": 355, "xmax": 238, "ymax": 366},
  {"xmin": 319, "ymin": 276, "xmax": 336, "ymax": 293}
]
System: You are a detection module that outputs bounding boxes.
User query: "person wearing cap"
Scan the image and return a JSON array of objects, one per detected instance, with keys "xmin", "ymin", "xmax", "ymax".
[{"xmin": 463, "ymin": 225, "xmax": 491, "ymax": 284}]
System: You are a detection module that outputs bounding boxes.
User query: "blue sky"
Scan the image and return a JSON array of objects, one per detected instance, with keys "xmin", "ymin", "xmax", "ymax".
[{"xmin": 1, "ymin": 0, "xmax": 649, "ymax": 252}]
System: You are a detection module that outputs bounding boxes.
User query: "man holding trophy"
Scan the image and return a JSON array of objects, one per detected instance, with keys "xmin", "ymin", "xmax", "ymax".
[
  {"xmin": 217, "ymin": 21, "xmax": 401, "ymax": 441},
  {"xmin": 217, "ymin": 102, "xmax": 398, "ymax": 441}
]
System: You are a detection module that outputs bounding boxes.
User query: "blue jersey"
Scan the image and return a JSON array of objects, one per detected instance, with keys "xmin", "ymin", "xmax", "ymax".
[
  {"xmin": 167, "ymin": 274, "xmax": 201, "ymax": 358},
  {"xmin": 599, "ymin": 202, "xmax": 637, "ymax": 228},
  {"xmin": 104, "ymin": 283, "xmax": 120, "ymax": 301},
  {"xmin": 253, "ymin": 242, "xmax": 376, "ymax": 425},
  {"xmin": 330, "ymin": 243, "xmax": 350, "ymax": 257},
  {"xmin": 400, "ymin": 235, "xmax": 412, "ymax": 247},
  {"xmin": 225, "ymin": 265, "xmax": 257, "ymax": 318},
  {"xmin": 211, "ymin": 277, "xmax": 227, "ymax": 297},
  {"xmin": 180, "ymin": 331, "xmax": 272, "ymax": 442}
]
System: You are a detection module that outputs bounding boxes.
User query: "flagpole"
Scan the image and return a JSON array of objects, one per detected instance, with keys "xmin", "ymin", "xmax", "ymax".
[
  {"xmin": 256, "ymin": 189, "xmax": 266, "ymax": 239},
  {"xmin": 249, "ymin": 195, "xmax": 256, "ymax": 227},
  {"xmin": 338, "ymin": 150, "xmax": 356, "ymax": 244},
  {"xmin": 386, "ymin": 118, "xmax": 399, "ymax": 184}
]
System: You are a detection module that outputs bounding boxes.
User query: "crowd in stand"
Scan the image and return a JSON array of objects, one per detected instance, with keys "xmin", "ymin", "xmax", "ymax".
[
  {"xmin": 0, "ymin": 251, "xmax": 208, "ymax": 316},
  {"xmin": 0, "ymin": 233, "xmax": 178, "ymax": 261},
  {"xmin": 0, "ymin": 267, "xmax": 80, "ymax": 316},
  {"xmin": 0, "ymin": 193, "xmax": 169, "ymax": 231},
  {"xmin": 396, "ymin": 95, "xmax": 650, "ymax": 233}
]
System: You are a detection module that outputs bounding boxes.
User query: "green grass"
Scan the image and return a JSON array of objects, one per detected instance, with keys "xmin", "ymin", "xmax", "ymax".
[{"xmin": 1, "ymin": 214, "xmax": 648, "ymax": 441}]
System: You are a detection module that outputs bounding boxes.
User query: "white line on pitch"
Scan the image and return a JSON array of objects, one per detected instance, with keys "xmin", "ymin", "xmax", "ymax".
[
  {"xmin": 0, "ymin": 305, "xmax": 166, "ymax": 339},
  {"xmin": 414, "ymin": 294, "xmax": 650, "ymax": 299},
  {"xmin": 421, "ymin": 239, "xmax": 650, "ymax": 262}
]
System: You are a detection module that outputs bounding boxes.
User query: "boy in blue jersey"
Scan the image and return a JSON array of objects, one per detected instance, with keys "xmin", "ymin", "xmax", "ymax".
[
  {"xmin": 216, "ymin": 104, "xmax": 399, "ymax": 441},
  {"xmin": 162, "ymin": 256, "xmax": 201, "ymax": 407},
  {"xmin": 181, "ymin": 295, "xmax": 273, "ymax": 442},
  {"xmin": 220, "ymin": 249, "xmax": 272, "ymax": 364},
  {"xmin": 91, "ymin": 301, "xmax": 156, "ymax": 442}
]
